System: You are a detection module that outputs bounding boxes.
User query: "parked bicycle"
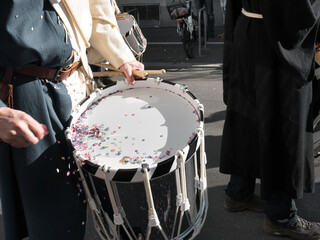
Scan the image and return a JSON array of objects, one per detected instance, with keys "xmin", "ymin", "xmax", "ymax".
[{"xmin": 167, "ymin": 0, "xmax": 199, "ymax": 58}]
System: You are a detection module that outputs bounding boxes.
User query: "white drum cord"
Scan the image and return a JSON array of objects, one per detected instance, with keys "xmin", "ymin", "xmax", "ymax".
[
  {"xmin": 104, "ymin": 175, "xmax": 136, "ymax": 240},
  {"xmin": 196, "ymin": 127, "xmax": 207, "ymax": 191},
  {"xmin": 142, "ymin": 165, "xmax": 169, "ymax": 240},
  {"xmin": 195, "ymin": 127, "xmax": 208, "ymax": 236},
  {"xmin": 176, "ymin": 150, "xmax": 191, "ymax": 239},
  {"xmin": 73, "ymin": 152, "xmax": 112, "ymax": 240},
  {"xmin": 171, "ymin": 169, "xmax": 182, "ymax": 239},
  {"xmin": 87, "ymin": 174, "xmax": 115, "ymax": 234},
  {"xmin": 65, "ymin": 78, "xmax": 209, "ymax": 240}
]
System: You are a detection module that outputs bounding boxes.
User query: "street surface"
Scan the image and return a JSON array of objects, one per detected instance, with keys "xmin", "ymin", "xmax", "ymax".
[{"xmin": 1, "ymin": 26, "xmax": 320, "ymax": 240}]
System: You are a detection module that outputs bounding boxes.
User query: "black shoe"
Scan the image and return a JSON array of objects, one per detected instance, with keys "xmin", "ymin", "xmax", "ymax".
[
  {"xmin": 263, "ymin": 216, "xmax": 320, "ymax": 240},
  {"xmin": 224, "ymin": 194, "xmax": 265, "ymax": 213}
]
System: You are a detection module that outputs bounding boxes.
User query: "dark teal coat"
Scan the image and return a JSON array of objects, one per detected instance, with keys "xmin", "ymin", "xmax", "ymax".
[{"xmin": 0, "ymin": 1, "xmax": 87, "ymax": 239}]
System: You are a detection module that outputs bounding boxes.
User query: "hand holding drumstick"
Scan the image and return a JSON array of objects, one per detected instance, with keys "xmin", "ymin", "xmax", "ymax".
[
  {"xmin": 120, "ymin": 60, "xmax": 144, "ymax": 85},
  {"xmin": 92, "ymin": 62, "xmax": 166, "ymax": 85}
]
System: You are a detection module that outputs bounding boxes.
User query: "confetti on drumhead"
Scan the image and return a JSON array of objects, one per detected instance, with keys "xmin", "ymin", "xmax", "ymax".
[{"xmin": 69, "ymin": 84, "xmax": 201, "ymax": 169}]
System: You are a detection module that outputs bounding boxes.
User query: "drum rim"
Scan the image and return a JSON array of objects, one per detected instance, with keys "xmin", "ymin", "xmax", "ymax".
[
  {"xmin": 66, "ymin": 78, "xmax": 204, "ymax": 182},
  {"xmin": 79, "ymin": 131, "xmax": 200, "ymax": 182}
]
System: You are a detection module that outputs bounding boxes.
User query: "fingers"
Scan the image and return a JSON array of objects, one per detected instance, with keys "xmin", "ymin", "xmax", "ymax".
[
  {"xmin": 119, "ymin": 60, "xmax": 145, "ymax": 85},
  {"xmin": 0, "ymin": 108, "xmax": 49, "ymax": 148},
  {"xmin": 25, "ymin": 115, "xmax": 47, "ymax": 141},
  {"xmin": 8, "ymin": 130, "xmax": 31, "ymax": 148}
]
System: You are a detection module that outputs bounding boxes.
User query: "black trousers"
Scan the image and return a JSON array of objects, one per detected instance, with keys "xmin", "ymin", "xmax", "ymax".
[{"xmin": 226, "ymin": 174, "xmax": 298, "ymax": 226}]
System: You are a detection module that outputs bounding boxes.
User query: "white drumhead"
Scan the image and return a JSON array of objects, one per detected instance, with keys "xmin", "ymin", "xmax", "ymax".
[
  {"xmin": 117, "ymin": 15, "xmax": 134, "ymax": 35},
  {"xmin": 69, "ymin": 79, "xmax": 202, "ymax": 174}
]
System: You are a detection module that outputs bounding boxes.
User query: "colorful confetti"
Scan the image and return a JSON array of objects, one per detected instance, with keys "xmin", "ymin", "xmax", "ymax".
[{"xmin": 69, "ymin": 87, "xmax": 201, "ymax": 168}]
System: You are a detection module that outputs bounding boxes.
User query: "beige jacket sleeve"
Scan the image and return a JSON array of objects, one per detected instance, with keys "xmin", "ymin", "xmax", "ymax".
[{"xmin": 87, "ymin": 0, "xmax": 136, "ymax": 69}]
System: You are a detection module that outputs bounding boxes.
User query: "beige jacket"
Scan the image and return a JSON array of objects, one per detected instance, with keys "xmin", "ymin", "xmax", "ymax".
[{"xmin": 50, "ymin": 0, "xmax": 136, "ymax": 108}]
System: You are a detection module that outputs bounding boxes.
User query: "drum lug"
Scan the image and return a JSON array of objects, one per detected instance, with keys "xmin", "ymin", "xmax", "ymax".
[
  {"xmin": 176, "ymin": 193, "xmax": 182, "ymax": 206},
  {"xmin": 95, "ymin": 88, "xmax": 102, "ymax": 96},
  {"xmin": 141, "ymin": 163, "xmax": 150, "ymax": 172},
  {"xmin": 113, "ymin": 213, "xmax": 124, "ymax": 225},
  {"xmin": 198, "ymin": 103, "xmax": 204, "ymax": 111},
  {"xmin": 74, "ymin": 104, "xmax": 80, "ymax": 113},
  {"xmin": 180, "ymin": 84, "xmax": 188, "ymax": 93},
  {"xmin": 199, "ymin": 179, "xmax": 207, "ymax": 191},
  {"xmin": 65, "ymin": 128, "xmax": 72, "ymax": 140},
  {"xmin": 194, "ymin": 176, "xmax": 200, "ymax": 188},
  {"xmin": 181, "ymin": 199, "xmax": 190, "ymax": 212},
  {"xmin": 154, "ymin": 77, "xmax": 163, "ymax": 85},
  {"xmin": 148, "ymin": 209, "xmax": 160, "ymax": 226}
]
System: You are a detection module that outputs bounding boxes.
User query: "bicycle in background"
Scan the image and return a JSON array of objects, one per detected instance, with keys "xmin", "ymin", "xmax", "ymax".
[{"xmin": 167, "ymin": 0, "xmax": 198, "ymax": 58}]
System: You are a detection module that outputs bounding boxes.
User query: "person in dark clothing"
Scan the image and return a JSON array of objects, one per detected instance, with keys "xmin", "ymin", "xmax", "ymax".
[
  {"xmin": 194, "ymin": 0, "xmax": 215, "ymax": 38},
  {"xmin": 0, "ymin": 0, "xmax": 143, "ymax": 239},
  {"xmin": 220, "ymin": 0, "xmax": 320, "ymax": 239}
]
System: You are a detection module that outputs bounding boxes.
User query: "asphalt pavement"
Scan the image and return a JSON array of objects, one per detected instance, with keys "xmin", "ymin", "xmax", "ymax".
[{"xmin": 1, "ymin": 26, "xmax": 320, "ymax": 240}]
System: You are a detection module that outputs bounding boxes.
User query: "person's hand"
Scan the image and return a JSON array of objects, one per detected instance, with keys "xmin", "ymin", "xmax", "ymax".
[
  {"xmin": 0, "ymin": 107, "xmax": 48, "ymax": 148},
  {"xmin": 119, "ymin": 60, "xmax": 144, "ymax": 85}
]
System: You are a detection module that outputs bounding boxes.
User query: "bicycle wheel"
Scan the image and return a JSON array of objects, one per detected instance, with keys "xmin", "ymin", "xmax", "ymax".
[{"xmin": 182, "ymin": 26, "xmax": 194, "ymax": 58}]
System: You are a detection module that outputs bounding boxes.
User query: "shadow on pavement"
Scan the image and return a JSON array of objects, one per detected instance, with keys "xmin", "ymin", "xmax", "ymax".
[{"xmin": 195, "ymin": 182, "xmax": 320, "ymax": 240}]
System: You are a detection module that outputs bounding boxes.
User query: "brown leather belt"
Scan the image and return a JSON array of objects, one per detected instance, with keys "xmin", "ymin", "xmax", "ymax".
[
  {"xmin": 0, "ymin": 61, "xmax": 81, "ymax": 108},
  {"xmin": 0, "ymin": 61, "xmax": 81, "ymax": 82}
]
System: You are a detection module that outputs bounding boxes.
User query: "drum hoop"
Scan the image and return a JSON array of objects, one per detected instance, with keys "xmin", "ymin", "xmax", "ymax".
[
  {"xmin": 66, "ymin": 78, "xmax": 204, "ymax": 183},
  {"xmin": 116, "ymin": 12, "xmax": 147, "ymax": 57}
]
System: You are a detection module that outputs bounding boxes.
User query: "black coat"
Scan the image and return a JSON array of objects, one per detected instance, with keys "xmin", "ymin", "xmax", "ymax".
[{"xmin": 220, "ymin": 0, "xmax": 320, "ymax": 199}]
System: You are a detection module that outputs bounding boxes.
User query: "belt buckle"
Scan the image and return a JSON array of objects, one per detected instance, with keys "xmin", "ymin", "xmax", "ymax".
[{"xmin": 54, "ymin": 67, "xmax": 63, "ymax": 82}]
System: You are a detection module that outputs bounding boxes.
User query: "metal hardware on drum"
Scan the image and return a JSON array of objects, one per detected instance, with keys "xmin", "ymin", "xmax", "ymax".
[
  {"xmin": 116, "ymin": 13, "xmax": 147, "ymax": 62},
  {"xmin": 154, "ymin": 77, "xmax": 163, "ymax": 85},
  {"xmin": 180, "ymin": 84, "xmax": 188, "ymax": 93},
  {"xmin": 95, "ymin": 88, "xmax": 103, "ymax": 96},
  {"xmin": 65, "ymin": 78, "xmax": 208, "ymax": 240}
]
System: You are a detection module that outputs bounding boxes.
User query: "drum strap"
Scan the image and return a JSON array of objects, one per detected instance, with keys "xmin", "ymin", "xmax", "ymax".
[{"xmin": 49, "ymin": 0, "xmax": 94, "ymax": 83}]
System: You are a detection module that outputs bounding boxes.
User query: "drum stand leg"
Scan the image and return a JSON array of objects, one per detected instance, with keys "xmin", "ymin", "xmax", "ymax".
[
  {"xmin": 74, "ymin": 156, "xmax": 112, "ymax": 240},
  {"xmin": 142, "ymin": 165, "xmax": 169, "ymax": 240},
  {"xmin": 104, "ymin": 176, "xmax": 137, "ymax": 240}
]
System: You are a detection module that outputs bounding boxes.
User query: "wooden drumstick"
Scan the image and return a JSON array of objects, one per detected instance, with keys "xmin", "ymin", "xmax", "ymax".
[
  {"xmin": 92, "ymin": 63, "xmax": 166, "ymax": 77},
  {"xmin": 132, "ymin": 69, "xmax": 166, "ymax": 78},
  {"xmin": 93, "ymin": 69, "xmax": 166, "ymax": 78}
]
